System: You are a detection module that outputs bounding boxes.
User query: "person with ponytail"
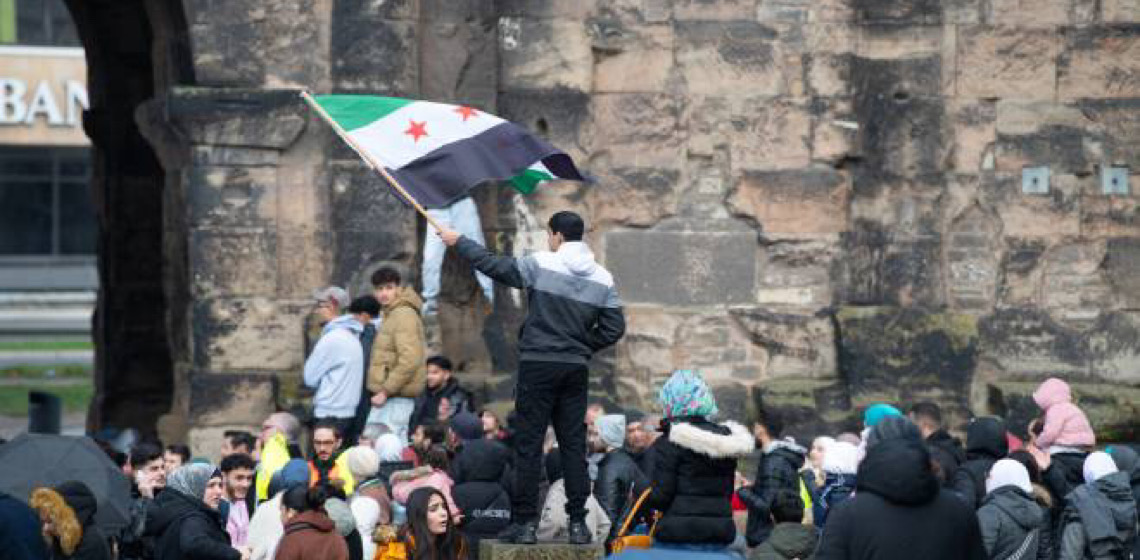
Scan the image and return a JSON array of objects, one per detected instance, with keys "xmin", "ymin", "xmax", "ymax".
[
  {"xmin": 273, "ymin": 485, "xmax": 348, "ymax": 560},
  {"xmin": 377, "ymin": 487, "xmax": 466, "ymax": 560}
]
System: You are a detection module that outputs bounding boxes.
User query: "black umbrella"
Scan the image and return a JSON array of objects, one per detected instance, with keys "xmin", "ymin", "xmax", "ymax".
[{"xmin": 0, "ymin": 433, "xmax": 132, "ymax": 532}]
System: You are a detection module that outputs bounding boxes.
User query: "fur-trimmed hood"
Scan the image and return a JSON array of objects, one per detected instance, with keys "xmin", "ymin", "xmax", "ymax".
[
  {"xmin": 389, "ymin": 465, "xmax": 434, "ymax": 484},
  {"xmin": 668, "ymin": 420, "xmax": 755, "ymax": 459}
]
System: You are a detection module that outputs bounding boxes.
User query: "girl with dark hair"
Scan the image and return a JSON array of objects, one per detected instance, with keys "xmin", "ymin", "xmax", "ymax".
[
  {"xmin": 378, "ymin": 487, "xmax": 466, "ymax": 560},
  {"xmin": 273, "ymin": 486, "xmax": 348, "ymax": 560}
]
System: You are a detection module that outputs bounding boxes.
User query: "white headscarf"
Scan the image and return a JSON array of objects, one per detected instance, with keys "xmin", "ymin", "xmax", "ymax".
[
  {"xmin": 822, "ymin": 441, "xmax": 859, "ymax": 475},
  {"xmin": 986, "ymin": 459, "xmax": 1032, "ymax": 495},
  {"xmin": 374, "ymin": 433, "xmax": 404, "ymax": 463},
  {"xmin": 351, "ymin": 497, "xmax": 381, "ymax": 560},
  {"xmin": 1083, "ymin": 451, "xmax": 1119, "ymax": 485}
]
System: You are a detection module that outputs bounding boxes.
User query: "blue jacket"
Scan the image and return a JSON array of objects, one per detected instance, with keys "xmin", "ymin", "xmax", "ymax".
[{"xmin": 304, "ymin": 315, "xmax": 364, "ymax": 418}]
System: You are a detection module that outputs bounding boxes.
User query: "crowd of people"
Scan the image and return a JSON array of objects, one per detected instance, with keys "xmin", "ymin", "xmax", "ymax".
[{"xmin": 1, "ymin": 211, "xmax": 1137, "ymax": 560}]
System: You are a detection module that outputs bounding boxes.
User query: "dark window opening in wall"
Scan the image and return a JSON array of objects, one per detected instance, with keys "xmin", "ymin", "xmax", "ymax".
[
  {"xmin": 0, "ymin": 0, "xmax": 80, "ymax": 47},
  {"xmin": 0, "ymin": 146, "xmax": 93, "ymax": 256}
]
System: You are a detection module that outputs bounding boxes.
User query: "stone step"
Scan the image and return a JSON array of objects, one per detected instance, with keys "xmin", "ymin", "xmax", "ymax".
[{"xmin": 479, "ymin": 540, "xmax": 604, "ymax": 560}]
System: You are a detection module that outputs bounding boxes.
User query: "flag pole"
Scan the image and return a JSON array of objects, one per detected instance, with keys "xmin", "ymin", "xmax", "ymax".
[{"xmin": 300, "ymin": 91, "xmax": 445, "ymax": 232}]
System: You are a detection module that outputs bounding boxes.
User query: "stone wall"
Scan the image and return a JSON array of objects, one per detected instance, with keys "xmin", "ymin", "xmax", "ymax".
[{"xmin": 73, "ymin": 0, "xmax": 1140, "ymax": 447}]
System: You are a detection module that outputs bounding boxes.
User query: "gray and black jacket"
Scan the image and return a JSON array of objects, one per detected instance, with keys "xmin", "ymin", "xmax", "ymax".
[{"xmin": 455, "ymin": 237, "xmax": 625, "ymax": 364}]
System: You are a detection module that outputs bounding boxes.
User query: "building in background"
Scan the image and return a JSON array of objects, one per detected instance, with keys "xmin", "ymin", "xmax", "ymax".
[{"xmin": 0, "ymin": 0, "xmax": 94, "ymax": 341}]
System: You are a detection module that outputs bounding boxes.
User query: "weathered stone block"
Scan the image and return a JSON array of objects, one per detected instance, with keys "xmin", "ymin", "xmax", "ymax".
[
  {"xmin": 731, "ymin": 308, "xmax": 839, "ymax": 379},
  {"xmin": 946, "ymin": 206, "xmax": 1002, "ymax": 312},
  {"xmin": 329, "ymin": 162, "xmax": 419, "ymax": 232},
  {"xmin": 479, "ymin": 541, "xmax": 603, "ymax": 560},
  {"xmin": 188, "ymin": 373, "xmax": 277, "ymax": 426},
  {"xmin": 672, "ymin": 313, "xmax": 762, "ymax": 381},
  {"xmin": 592, "ymin": 20, "xmax": 673, "ymax": 93},
  {"xmin": 1083, "ymin": 196, "xmax": 1140, "ymax": 238},
  {"xmin": 497, "ymin": 89, "xmax": 591, "ymax": 163},
  {"xmin": 191, "ymin": 147, "xmax": 280, "ymax": 167},
  {"xmin": 191, "ymin": 298, "xmax": 308, "ymax": 371},
  {"xmin": 276, "ymin": 232, "xmax": 332, "ymax": 300},
  {"xmin": 1039, "ymin": 241, "xmax": 1117, "ymax": 328},
  {"xmin": 805, "ymin": 53, "xmax": 851, "ymax": 97},
  {"xmin": 331, "ymin": 16, "xmax": 417, "ymax": 93},
  {"xmin": 850, "ymin": 56, "xmax": 946, "ymax": 180},
  {"xmin": 1103, "ymin": 0, "xmax": 1140, "ymax": 22},
  {"xmin": 956, "ymin": 26, "xmax": 1059, "ymax": 100},
  {"xmin": 853, "ymin": 0, "xmax": 942, "ymax": 24},
  {"xmin": 728, "ymin": 168, "xmax": 851, "ymax": 234},
  {"xmin": 1077, "ymin": 99, "xmax": 1140, "ymax": 166},
  {"xmin": 982, "ymin": 174, "xmax": 1082, "ymax": 237},
  {"xmin": 587, "ymin": 94, "xmax": 683, "ymax": 168},
  {"xmin": 676, "ymin": 21, "xmax": 786, "ymax": 96},
  {"xmin": 419, "ymin": 18, "xmax": 498, "ymax": 108},
  {"xmin": 837, "ymin": 306, "xmax": 978, "ymax": 410},
  {"xmin": 686, "ymin": 97, "xmax": 811, "ymax": 168},
  {"xmin": 1058, "ymin": 25, "xmax": 1140, "ymax": 100},
  {"xmin": 606, "ymin": 230, "xmax": 756, "ymax": 306},
  {"xmin": 834, "ymin": 225, "xmax": 944, "ymax": 307},
  {"xmin": 755, "ymin": 235, "xmax": 838, "ymax": 308},
  {"xmin": 585, "ymin": 166, "xmax": 679, "ymax": 228},
  {"xmin": 986, "ymin": 0, "xmax": 1081, "ymax": 26},
  {"xmin": 190, "ymin": 230, "xmax": 278, "ymax": 298},
  {"xmin": 948, "ymin": 100, "xmax": 996, "ymax": 173},
  {"xmin": 499, "ymin": 19, "xmax": 592, "ymax": 91},
  {"xmin": 187, "ymin": 166, "xmax": 278, "ymax": 228},
  {"xmin": 671, "ymin": 0, "xmax": 759, "ymax": 20},
  {"xmin": 167, "ymin": 88, "xmax": 308, "ymax": 149}
]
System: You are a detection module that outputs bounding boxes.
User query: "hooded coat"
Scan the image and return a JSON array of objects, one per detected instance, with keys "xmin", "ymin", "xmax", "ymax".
[
  {"xmin": 636, "ymin": 417, "xmax": 755, "ymax": 546},
  {"xmin": 740, "ymin": 439, "xmax": 807, "ymax": 546},
  {"xmin": 1033, "ymin": 379, "xmax": 1096, "ymax": 450},
  {"xmin": 0, "ymin": 491, "xmax": 48, "ymax": 560},
  {"xmin": 147, "ymin": 487, "xmax": 240, "ymax": 560},
  {"xmin": 450, "ymin": 439, "xmax": 512, "ymax": 546},
  {"xmin": 274, "ymin": 510, "xmax": 349, "ymax": 560},
  {"xmin": 31, "ymin": 482, "xmax": 112, "ymax": 560},
  {"xmin": 815, "ymin": 438, "xmax": 987, "ymax": 560},
  {"xmin": 926, "ymin": 429, "xmax": 966, "ymax": 485},
  {"xmin": 368, "ymin": 287, "xmax": 426, "ymax": 399},
  {"xmin": 950, "ymin": 417, "xmax": 1009, "ymax": 510},
  {"xmin": 978, "ymin": 486, "xmax": 1044, "ymax": 560},
  {"xmin": 1107, "ymin": 446, "xmax": 1140, "ymax": 559},
  {"xmin": 595, "ymin": 447, "xmax": 648, "ymax": 544},
  {"xmin": 304, "ymin": 315, "xmax": 365, "ymax": 419},
  {"xmin": 1058, "ymin": 472, "xmax": 1137, "ymax": 560},
  {"xmin": 750, "ymin": 522, "xmax": 818, "ymax": 560},
  {"xmin": 408, "ymin": 376, "xmax": 474, "ymax": 434},
  {"xmin": 454, "ymin": 238, "xmax": 625, "ymax": 364}
]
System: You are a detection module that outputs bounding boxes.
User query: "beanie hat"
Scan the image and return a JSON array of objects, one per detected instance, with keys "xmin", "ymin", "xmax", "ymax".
[
  {"xmin": 268, "ymin": 459, "xmax": 311, "ymax": 498},
  {"xmin": 1107, "ymin": 445, "xmax": 1139, "ymax": 476},
  {"xmin": 450, "ymin": 412, "xmax": 483, "ymax": 442},
  {"xmin": 596, "ymin": 414, "xmax": 627, "ymax": 450},
  {"xmin": 987, "ymin": 459, "xmax": 1032, "ymax": 495},
  {"xmin": 325, "ymin": 497, "xmax": 355, "ymax": 537},
  {"xmin": 863, "ymin": 403, "xmax": 903, "ymax": 428},
  {"xmin": 345, "ymin": 446, "xmax": 380, "ymax": 479},
  {"xmin": 374, "ymin": 434, "xmax": 404, "ymax": 463},
  {"xmin": 1083, "ymin": 451, "xmax": 1119, "ymax": 485},
  {"xmin": 822, "ymin": 441, "xmax": 859, "ymax": 475}
]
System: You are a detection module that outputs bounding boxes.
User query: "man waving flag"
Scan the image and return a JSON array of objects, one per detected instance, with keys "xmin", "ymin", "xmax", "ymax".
[{"xmin": 304, "ymin": 93, "xmax": 586, "ymax": 210}]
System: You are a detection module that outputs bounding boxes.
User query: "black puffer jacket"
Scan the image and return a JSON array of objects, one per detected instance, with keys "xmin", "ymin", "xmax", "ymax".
[
  {"xmin": 926, "ymin": 429, "xmax": 966, "ymax": 484},
  {"xmin": 978, "ymin": 486, "xmax": 1044, "ymax": 560},
  {"xmin": 55, "ymin": 481, "xmax": 112, "ymax": 560},
  {"xmin": 595, "ymin": 448, "xmax": 647, "ymax": 543},
  {"xmin": 950, "ymin": 417, "xmax": 1009, "ymax": 510},
  {"xmin": 815, "ymin": 438, "xmax": 987, "ymax": 560},
  {"xmin": 635, "ymin": 417, "xmax": 754, "ymax": 546},
  {"xmin": 451, "ymin": 440, "xmax": 512, "ymax": 547},
  {"xmin": 1107, "ymin": 445, "xmax": 1140, "ymax": 559},
  {"xmin": 146, "ymin": 489, "xmax": 239, "ymax": 560},
  {"xmin": 409, "ymin": 377, "xmax": 475, "ymax": 434},
  {"xmin": 1044, "ymin": 452, "xmax": 1090, "ymax": 510},
  {"xmin": 739, "ymin": 440, "xmax": 807, "ymax": 546}
]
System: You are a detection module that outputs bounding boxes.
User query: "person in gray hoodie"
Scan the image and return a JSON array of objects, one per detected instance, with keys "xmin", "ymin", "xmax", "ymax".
[
  {"xmin": 978, "ymin": 459, "xmax": 1044, "ymax": 560},
  {"xmin": 1058, "ymin": 452, "xmax": 1138, "ymax": 560},
  {"xmin": 304, "ymin": 287, "xmax": 365, "ymax": 434},
  {"xmin": 1106, "ymin": 445, "xmax": 1140, "ymax": 559}
]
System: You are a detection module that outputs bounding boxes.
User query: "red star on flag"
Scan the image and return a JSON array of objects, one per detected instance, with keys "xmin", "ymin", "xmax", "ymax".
[
  {"xmin": 455, "ymin": 106, "xmax": 478, "ymax": 122},
  {"xmin": 405, "ymin": 120, "xmax": 428, "ymax": 142}
]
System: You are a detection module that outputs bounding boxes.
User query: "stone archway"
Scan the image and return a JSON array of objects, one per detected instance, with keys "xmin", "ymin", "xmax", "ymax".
[{"xmin": 64, "ymin": 0, "xmax": 194, "ymax": 436}]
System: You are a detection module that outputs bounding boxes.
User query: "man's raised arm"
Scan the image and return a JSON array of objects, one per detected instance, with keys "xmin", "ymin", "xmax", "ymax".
[{"xmin": 439, "ymin": 228, "xmax": 528, "ymax": 289}]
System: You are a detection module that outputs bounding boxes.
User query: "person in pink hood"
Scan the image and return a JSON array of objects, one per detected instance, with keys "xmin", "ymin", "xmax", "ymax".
[
  {"xmin": 391, "ymin": 444, "xmax": 461, "ymax": 521},
  {"xmin": 1032, "ymin": 377, "xmax": 1095, "ymax": 450}
]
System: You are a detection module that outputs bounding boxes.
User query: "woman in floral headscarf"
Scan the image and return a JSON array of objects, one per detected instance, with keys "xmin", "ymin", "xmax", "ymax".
[{"xmin": 623, "ymin": 370, "xmax": 754, "ymax": 556}]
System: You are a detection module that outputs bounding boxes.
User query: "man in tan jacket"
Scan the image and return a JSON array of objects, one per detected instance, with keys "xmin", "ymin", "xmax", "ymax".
[{"xmin": 366, "ymin": 266, "xmax": 426, "ymax": 444}]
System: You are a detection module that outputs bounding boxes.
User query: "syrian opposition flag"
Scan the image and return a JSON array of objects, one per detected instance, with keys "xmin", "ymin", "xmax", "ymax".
[{"xmin": 310, "ymin": 94, "xmax": 586, "ymax": 209}]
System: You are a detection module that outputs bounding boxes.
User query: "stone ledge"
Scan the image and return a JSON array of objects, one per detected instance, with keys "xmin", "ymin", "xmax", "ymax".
[{"xmin": 479, "ymin": 541, "xmax": 603, "ymax": 560}]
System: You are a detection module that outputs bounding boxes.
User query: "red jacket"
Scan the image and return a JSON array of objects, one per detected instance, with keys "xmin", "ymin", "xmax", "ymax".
[{"xmin": 275, "ymin": 510, "xmax": 348, "ymax": 560}]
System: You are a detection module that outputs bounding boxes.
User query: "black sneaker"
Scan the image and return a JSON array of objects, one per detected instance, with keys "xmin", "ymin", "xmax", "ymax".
[
  {"xmin": 497, "ymin": 521, "xmax": 538, "ymax": 544},
  {"xmin": 568, "ymin": 519, "xmax": 592, "ymax": 545}
]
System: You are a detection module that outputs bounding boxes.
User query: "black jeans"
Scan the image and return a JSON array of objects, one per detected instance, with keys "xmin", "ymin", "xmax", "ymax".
[{"xmin": 512, "ymin": 360, "xmax": 589, "ymax": 523}]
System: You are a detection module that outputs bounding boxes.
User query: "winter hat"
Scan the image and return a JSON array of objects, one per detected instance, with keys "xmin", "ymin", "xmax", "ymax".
[
  {"xmin": 822, "ymin": 441, "xmax": 859, "ymax": 475},
  {"xmin": 325, "ymin": 497, "xmax": 356, "ymax": 537},
  {"xmin": 596, "ymin": 414, "xmax": 627, "ymax": 450},
  {"xmin": 986, "ymin": 459, "xmax": 1032, "ymax": 495},
  {"xmin": 659, "ymin": 369, "xmax": 718, "ymax": 419},
  {"xmin": 167, "ymin": 463, "xmax": 219, "ymax": 502},
  {"xmin": 1083, "ymin": 451, "xmax": 1119, "ymax": 485},
  {"xmin": 374, "ymin": 434, "xmax": 404, "ymax": 463},
  {"xmin": 268, "ymin": 459, "xmax": 311, "ymax": 498},
  {"xmin": 346, "ymin": 446, "xmax": 380, "ymax": 479},
  {"xmin": 866, "ymin": 416, "xmax": 922, "ymax": 450},
  {"xmin": 450, "ymin": 412, "xmax": 483, "ymax": 442},
  {"xmin": 863, "ymin": 403, "xmax": 903, "ymax": 428}
]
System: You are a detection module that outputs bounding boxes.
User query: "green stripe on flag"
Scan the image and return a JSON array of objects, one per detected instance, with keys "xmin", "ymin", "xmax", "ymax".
[
  {"xmin": 314, "ymin": 95, "xmax": 412, "ymax": 132},
  {"xmin": 509, "ymin": 168, "xmax": 554, "ymax": 195}
]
